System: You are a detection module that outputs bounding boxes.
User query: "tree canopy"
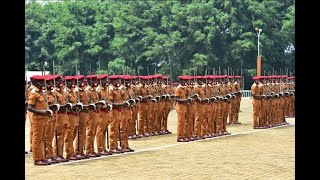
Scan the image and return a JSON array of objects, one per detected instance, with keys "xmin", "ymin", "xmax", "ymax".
[{"xmin": 25, "ymin": 0, "xmax": 295, "ymax": 89}]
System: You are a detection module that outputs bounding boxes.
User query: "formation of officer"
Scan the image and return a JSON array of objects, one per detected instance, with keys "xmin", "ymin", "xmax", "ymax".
[
  {"xmin": 26, "ymin": 73, "xmax": 177, "ymax": 165},
  {"xmin": 174, "ymin": 75, "xmax": 242, "ymax": 142},
  {"xmin": 251, "ymin": 75, "xmax": 295, "ymax": 129}
]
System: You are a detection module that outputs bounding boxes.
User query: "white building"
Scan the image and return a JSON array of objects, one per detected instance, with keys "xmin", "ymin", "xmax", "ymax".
[{"xmin": 25, "ymin": 71, "xmax": 50, "ymax": 82}]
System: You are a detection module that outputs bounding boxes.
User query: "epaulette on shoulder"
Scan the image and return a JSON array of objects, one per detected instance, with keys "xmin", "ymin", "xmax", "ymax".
[{"xmin": 31, "ymin": 88, "xmax": 37, "ymax": 94}]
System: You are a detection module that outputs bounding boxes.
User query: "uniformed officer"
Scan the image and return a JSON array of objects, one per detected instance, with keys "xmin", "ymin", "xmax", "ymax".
[
  {"xmin": 175, "ymin": 76, "xmax": 192, "ymax": 142},
  {"xmin": 27, "ymin": 75, "xmax": 54, "ymax": 165}
]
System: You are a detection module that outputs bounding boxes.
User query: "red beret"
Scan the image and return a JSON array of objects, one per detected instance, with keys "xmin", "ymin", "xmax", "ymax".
[
  {"xmin": 139, "ymin": 76, "xmax": 149, "ymax": 80},
  {"xmin": 252, "ymin": 76, "xmax": 261, "ymax": 80},
  {"xmin": 162, "ymin": 76, "xmax": 169, "ymax": 80},
  {"xmin": 131, "ymin": 76, "xmax": 138, "ymax": 79},
  {"xmin": 206, "ymin": 75, "xmax": 213, "ymax": 79},
  {"xmin": 74, "ymin": 75, "xmax": 85, "ymax": 80},
  {"xmin": 86, "ymin": 75, "xmax": 97, "ymax": 79},
  {"xmin": 228, "ymin": 76, "xmax": 234, "ymax": 79},
  {"xmin": 54, "ymin": 74, "xmax": 62, "ymax": 79},
  {"xmin": 173, "ymin": 82, "xmax": 179, "ymax": 85},
  {"xmin": 235, "ymin": 76, "xmax": 241, "ymax": 79},
  {"xmin": 178, "ymin": 75, "xmax": 192, "ymax": 80},
  {"xmin": 109, "ymin": 75, "xmax": 120, "ymax": 79},
  {"xmin": 120, "ymin": 75, "xmax": 131, "ymax": 80},
  {"xmin": 64, "ymin": 76, "xmax": 74, "ymax": 81},
  {"xmin": 44, "ymin": 75, "xmax": 54, "ymax": 81},
  {"xmin": 30, "ymin": 75, "xmax": 45, "ymax": 81},
  {"xmin": 96, "ymin": 74, "xmax": 108, "ymax": 80},
  {"xmin": 153, "ymin": 74, "xmax": 163, "ymax": 78}
]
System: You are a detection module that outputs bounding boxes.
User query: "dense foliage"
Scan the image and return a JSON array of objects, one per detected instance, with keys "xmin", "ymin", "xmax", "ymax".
[{"xmin": 25, "ymin": 0, "xmax": 295, "ymax": 89}]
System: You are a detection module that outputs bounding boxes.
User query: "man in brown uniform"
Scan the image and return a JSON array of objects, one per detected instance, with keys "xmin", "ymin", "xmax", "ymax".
[
  {"xmin": 43, "ymin": 75, "xmax": 62, "ymax": 164},
  {"xmin": 232, "ymin": 76, "xmax": 242, "ymax": 124},
  {"xmin": 251, "ymin": 76, "xmax": 262, "ymax": 129},
  {"xmin": 221, "ymin": 75, "xmax": 231, "ymax": 135},
  {"xmin": 185, "ymin": 76, "xmax": 197, "ymax": 141},
  {"xmin": 146, "ymin": 76, "xmax": 157, "ymax": 136},
  {"xmin": 154, "ymin": 75, "xmax": 164, "ymax": 136},
  {"xmin": 51, "ymin": 74, "xmax": 71, "ymax": 162},
  {"xmin": 85, "ymin": 75, "xmax": 102, "ymax": 157},
  {"xmin": 137, "ymin": 76, "xmax": 151, "ymax": 137},
  {"xmin": 109, "ymin": 75, "xmax": 126, "ymax": 153},
  {"xmin": 26, "ymin": 80, "xmax": 34, "ymax": 152},
  {"xmin": 27, "ymin": 75, "xmax": 54, "ymax": 165},
  {"xmin": 118, "ymin": 75, "xmax": 135, "ymax": 152},
  {"xmin": 161, "ymin": 76, "xmax": 172, "ymax": 134},
  {"xmin": 74, "ymin": 75, "xmax": 92, "ymax": 159},
  {"xmin": 127, "ymin": 76, "xmax": 140, "ymax": 139},
  {"xmin": 175, "ymin": 76, "xmax": 192, "ymax": 142},
  {"xmin": 63, "ymin": 76, "xmax": 80, "ymax": 160},
  {"xmin": 96, "ymin": 74, "xmax": 113, "ymax": 155},
  {"xmin": 288, "ymin": 76, "xmax": 295, "ymax": 117},
  {"xmin": 194, "ymin": 76, "xmax": 207, "ymax": 139}
]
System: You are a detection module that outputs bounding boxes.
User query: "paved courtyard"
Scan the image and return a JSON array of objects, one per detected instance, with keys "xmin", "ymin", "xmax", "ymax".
[{"xmin": 25, "ymin": 98, "xmax": 295, "ymax": 179}]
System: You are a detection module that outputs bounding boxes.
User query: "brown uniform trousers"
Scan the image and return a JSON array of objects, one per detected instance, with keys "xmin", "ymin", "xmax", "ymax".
[
  {"xmin": 195, "ymin": 102, "xmax": 205, "ymax": 137},
  {"xmin": 109, "ymin": 108, "xmax": 121, "ymax": 150},
  {"xmin": 72, "ymin": 113, "xmax": 80, "ymax": 153},
  {"xmin": 155, "ymin": 101, "xmax": 164, "ymax": 133},
  {"xmin": 53, "ymin": 112, "xmax": 69, "ymax": 158},
  {"xmin": 28, "ymin": 88, "xmax": 50, "ymax": 162},
  {"xmin": 270, "ymin": 98, "xmax": 276, "ymax": 125},
  {"xmin": 228, "ymin": 98, "xmax": 236, "ymax": 124},
  {"xmin": 289, "ymin": 95, "xmax": 295, "ymax": 116},
  {"xmin": 75, "ymin": 111, "xmax": 90, "ymax": 156},
  {"xmin": 223, "ymin": 101, "xmax": 230, "ymax": 132},
  {"xmin": 284, "ymin": 96, "xmax": 290, "ymax": 117},
  {"xmin": 96, "ymin": 109, "xmax": 111, "ymax": 152},
  {"xmin": 45, "ymin": 104, "xmax": 57, "ymax": 159},
  {"xmin": 234, "ymin": 95, "xmax": 241, "ymax": 122},
  {"xmin": 260, "ymin": 98, "xmax": 266, "ymax": 127},
  {"xmin": 146, "ymin": 101, "xmax": 154, "ymax": 133},
  {"xmin": 186, "ymin": 102, "xmax": 195, "ymax": 138},
  {"xmin": 274, "ymin": 98, "xmax": 280, "ymax": 124},
  {"xmin": 212, "ymin": 103, "xmax": 218, "ymax": 134},
  {"xmin": 137, "ymin": 85, "xmax": 149, "ymax": 135},
  {"xmin": 162, "ymin": 100, "xmax": 171, "ymax": 131},
  {"xmin": 129, "ymin": 105, "xmax": 138, "ymax": 136},
  {"xmin": 148, "ymin": 101, "xmax": 158, "ymax": 134},
  {"xmin": 120, "ymin": 107, "xmax": 131, "ymax": 149},
  {"xmin": 32, "ymin": 114, "xmax": 49, "ymax": 161},
  {"xmin": 215, "ymin": 101, "xmax": 222, "ymax": 133},
  {"xmin": 201, "ymin": 103, "xmax": 209, "ymax": 136},
  {"xmin": 280, "ymin": 96, "xmax": 286, "ymax": 123},
  {"xmin": 175, "ymin": 86, "xmax": 188, "ymax": 139},
  {"xmin": 65, "ymin": 112, "xmax": 78, "ymax": 158},
  {"xmin": 252, "ymin": 98, "xmax": 261, "ymax": 127},
  {"xmin": 217, "ymin": 101, "xmax": 225, "ymax": 133},
  {"xmin": 176, "ymin": 102, "xmax": 187, "ymax": 139},
  {"xmin": 28, "ymin": 111, "xmax": 33, "ymax": 150},
  {"xmin": 138, "ymin": 101, "xmax": 148, "ymax": 135},
  {"xmin": 86, "ymin": 110, "xmax": 99, "ymax": 154},
  {"xmin": 208, "ymin": 102, "xmax": 215, "ymax": 134},
  {"xmin": 251, "ymin": 83, "xmax": 260, "ymax": 128}
]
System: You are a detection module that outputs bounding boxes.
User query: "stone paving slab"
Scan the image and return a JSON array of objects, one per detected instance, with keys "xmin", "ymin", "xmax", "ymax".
[{"xmin": 25, "ymin": 98, "xmax": 295, "ymax": 180}]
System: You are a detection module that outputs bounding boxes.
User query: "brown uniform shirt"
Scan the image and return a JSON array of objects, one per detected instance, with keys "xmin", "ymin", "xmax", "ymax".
[
  {"xmin": 109, "ymin": 85, "xmax": 123, "ymax": 103},
  {"xmin": 78, "ymin": 87, "xmax": 89, "ymax": 105},
  {"xmin": 175, "ymin": 86, "xmax": 187, "ymax": 99},
  {"xmin": 28, "ymin": 86, "xmax": 48, "ymax": 110},
  {"xmin": 251, "ymin": 83, "xmax": 259, "ymax": 96}
]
